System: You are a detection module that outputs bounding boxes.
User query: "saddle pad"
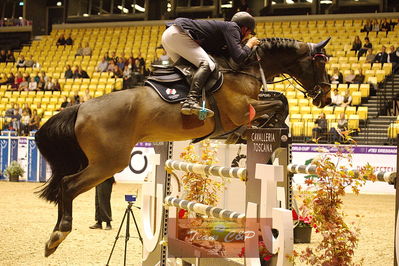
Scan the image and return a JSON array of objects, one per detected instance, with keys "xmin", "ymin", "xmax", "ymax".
[{"xmin": 145, "ymin": 75, "xmax": 223, "ymax": 103}]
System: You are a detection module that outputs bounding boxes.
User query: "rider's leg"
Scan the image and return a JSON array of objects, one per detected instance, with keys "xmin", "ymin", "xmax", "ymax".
[{"xmin": 161, "ymin": 25, "xmax": 215, "ymax": 118}]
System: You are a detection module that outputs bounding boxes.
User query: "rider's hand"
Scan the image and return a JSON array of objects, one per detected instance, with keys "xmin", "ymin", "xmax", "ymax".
[{"xmin": 246, "ymin": 37, "xmax": 260, "ymax": 49}]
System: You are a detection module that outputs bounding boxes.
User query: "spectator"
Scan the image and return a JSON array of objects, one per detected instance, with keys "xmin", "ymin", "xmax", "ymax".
[
  {"xmin": 96, "ymin": 57, "xmax": 108, "ymax": 72},
  {"xmin": 388, "ymin": 46, "xmax": 399, "ymax": 73},
  {"xmin": 110, "ymin": 51, "xmax": 118, "ymax": 62},
  {"xmin": 6, "ymin": 73, "xmax": 15, "ymax": 86},
  {"xmin": 82, "ymin": 42, "xmax": 92, "ymax": 57},
  {"xmin": 72, "ymin": 65, "xmax": 80, "ymax": 79},
  {"xmin": 0, "ymin": 50, "xmax": 6, "ymax": 62},
  {"xmin": 28, "ymin": 109, "xmax": 40, "ymax": 131},
  {"xmin": 6, "ymin": 50, "xmax": 15, "ymax": 63},
  {"xmin": 365, "ymin": 48, "xmax": 376, "ymax": 63},
  {"xmin": 312, "ymin": 113, "xmax": 328, "ymax": 140},
  {"xmin": 330, "ymin": 88, "xmax": 344, "ymax": 106},
  {"xmin": 75, "ymin": 44, "xmax": 84, "ymax": 57},
  {"xmin": 60, "ymin": 96, "xmax": 69, "ymax": 110},
  {"xmin": 350, "ymin": 36, "xmax": 362, "ymax": 55},
  {"xmin": 330, "ymin": 113, "xmax": 348, "ymax": 143},
  {"xmin": 354, "ymin": 69, "xmax": 365, "ymax": 84},
  {"xmin": 360, "ymin": 20, "xmax": 372, "ymax": 36},
  {"xmin": 16, "ymin": 55, "xmax": 26, "ymax": 69},
  {"xmin": 20, "ymin": 110, "xmax": 30, "ymax": 136},
  {"xmin": 135, "ymin": 52, "xmax": 146, "ymax": 74},
  {"xmin": 56, "ymin": 34, "xmax": 66, "ymax": 46},
  {"xmin": 111, "ymin": 65, "xmax": 123, "ymax": 78},
  {"xmin": 44, "ymin": 77, "xmax": 54, "ymax": 91},
  {"xmin": 28, "ymin": 79, "xmax": 37, "ymax": 91},
  {"xmin": 40, "ymin": 71, "xmax": 48, "ymax": 82},
  {"xmin": 24, "ymin": 55, "xmax": 35, "ymax": 68},
  {"xmin": 89, "ymin": 176, "xmax": 115, "ymax": 230},
  {"xmin": 357, "ymin": 37, "xmax": 372, "ymax": 59},
  {"xmin": 53, "ymin": 79, "xmax": 61, "ymax": 91},
  {"xmin": 5, "ymin": 103, "xmax": 15, "ymax": 117},
  {"xmin": 65, "ymin": 34, "xmax": 73, "ymax": 45},
  {"xmin": 371, "ymin": 19, "xmax": 380, "ymax": 36},
  {"xmin": 64, "ymin": 65, "xmax": 73, "ymax": 79},
  {"xmin": 373, "ymin": 46, "xmax": 388, "ymax": 64},
  {"xmin": 123, "ymin": 65, "xmax": 132, "ymax": 89},
  {"xmin": 116, "ymin": 57, "xmax": 125, "ymax": 70},
  {"xmin": 22, "ymin": 103, "xmax": 32, "ymax": 116},
  {"xmin": 119, "ymin": 52, "xmax": 127, "ymax": 63},
  {"xmin": 82, "ymin": 89, "xmax": 92, "ymax": 102},
  {"xmin": 381, "ymin": 18, "xmax": 391, "ymax": 37},
  {"xmin": 344, "ymin": 69, "xmax": 356, "ymax": 84},
  {"xmin": 73, "ymin": 90, "xmax": 80, "ymax": 104},
  {"xmin": 341, "ymin": 89, "xmax": 352, "ymax": 107},
  {"xmin": 36, "ymin": 103, "xmax": 44, "ymax": 118},
  {"xmin": 67, "ymin": 95, "xmax": 77, "ymax": 107},
  {"xmin": 14, "ymin": 72, "xmax": 24, "ymax": 89},
  {"xmin": 104, "ymin": 52, "xmax": 111, "ymax": 61},
  {"xmin": 107, "ymin": 60, "xmax": 116, "ymax": 72},
  {"xmin": 11, "ymin": 109, "xmax": 21, "ymax": 132},
  {"xmin": 329, "ymin": 68, "xmax": 343, "ymax": 84},
  {"xmin": 37, "ymin": 77, "xmax": 45, "ymax": 91},
  {"xmin": 33, "ymin": 72, "xmax": 40, "ymax": 83},
  {"xmin": 77, "ymin": 67, "xmax": 90, "ymax": 79}
]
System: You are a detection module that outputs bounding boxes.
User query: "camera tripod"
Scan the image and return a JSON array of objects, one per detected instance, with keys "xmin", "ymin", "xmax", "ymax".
[{"xmin": 106, "ymin": 201, "xmax": 143, "ymax": 266}]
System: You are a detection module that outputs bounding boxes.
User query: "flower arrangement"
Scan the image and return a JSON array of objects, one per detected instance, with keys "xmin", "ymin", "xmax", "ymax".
[
  {"xmin": 292, "ymin": 209, "xmax": 313, "ymax": 228},
  {"xmin": 5, "ymin": 160, "xmax": 25, "ymax": 181},
  {"xmin": 238, "ymin": 241, "xmax": 272, "ymax": 264}
]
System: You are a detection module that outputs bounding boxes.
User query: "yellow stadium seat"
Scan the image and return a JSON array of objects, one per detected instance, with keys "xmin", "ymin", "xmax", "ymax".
[
  {"xmin": 348, "ymin": 114, "xmax": 359, "ymax": 129},
  {"xmin": 304, "ymin": 122, "xmax": 315, "ymax": 137},
  {"xmin": 322, "ymin": 106, "xmax": 334, "ymax": 115},
  {"xmin": 292, "ymin": 122, "xmax": 304, "ymax": 136},
  {"xmin": 326, "ymin": 114, "xmax": 336, "ymax": 122},
  {"xmin": 357, "ymin": 106, "xmax": 368, "ymax": 120},
  {"xmin": 290, "ymin": 106, "xmax": 300, "ymax": 114},
  {"xmin": 346, "ymin": 106, "xmax": 357, "ymax": 116},
  {"xmin": 359, "ymin": 84, "xmax": 370, "ymax": 97},
  {"xmin": 290, "ymin": 114, "xmax": 302, "ymax": 122},
  {"xmin": 334, "ymin": 106, "xmax": 345, "ymax": 116},
  {"xmin": 351, "ymin": 91, "xmax": 361, "ymax": 105},
  {"xmin": 300, "ymin": 106, "xmax": 311, "ymax": 114},
  {"xmin": 372, "ymin": 63, "xmax": 382, "ymax": 70},
  {"xmin": 348, "ymin": 84, "xmax": 359, "ymax": 94}
]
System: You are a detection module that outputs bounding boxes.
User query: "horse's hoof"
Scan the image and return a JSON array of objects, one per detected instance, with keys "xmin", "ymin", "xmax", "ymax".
[
  {"xmin": 44, "ymin": 243, "xmax": 58, "ymax": 257},
  {"xmin": 44, "ymin": 230, "xmax": 70, "ymax": 256}
]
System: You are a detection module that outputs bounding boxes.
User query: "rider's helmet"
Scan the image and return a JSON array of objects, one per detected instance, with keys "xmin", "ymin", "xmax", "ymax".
[{"xmin": 231, "ymin": 11, "xmax": 256, "ymax": 35}]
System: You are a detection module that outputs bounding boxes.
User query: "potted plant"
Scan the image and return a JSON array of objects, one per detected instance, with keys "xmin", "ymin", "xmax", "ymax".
[
  {"xmin": 5, "ymin": 161, "xmax": 25, "ymax": 182},
  {"xmin": 292, "ymin": 209, "xmax": 313, "ymax": 243}
]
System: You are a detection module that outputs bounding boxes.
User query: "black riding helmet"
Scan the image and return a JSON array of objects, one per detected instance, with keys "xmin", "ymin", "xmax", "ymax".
[{"xmin": 231, "ymin": 11, "xmax": 256, "ymax": 35}]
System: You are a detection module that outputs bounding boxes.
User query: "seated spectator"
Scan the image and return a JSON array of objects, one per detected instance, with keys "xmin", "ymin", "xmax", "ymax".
[
  {"xmin": 104, "ymin": 52, "xmax": 111, "ymax": 61},
  {"xmin": 65, "ymin": 34, "xmax": 73, "ymax": 45},
  {"xmin": 96, "ymin": 57, "xmax": 108, "ymax": 72},
  {"xmin": 353, "ymin": 69, "xmax": 365, "ymax": 84},
  {"xmin": 371, "ymin": 19, "xmax": 380, "ymax": 36},
  {"xmin": 329, "ymin": 68, "xmax": 343, "ymax": 84},
  {"xmin": 14, "ymin": 72, "xmax": 24, "ymax": 88},
  {"xmin": 6, "ymin": 50, "xmax": 15, "ymax": 63},
  {"xmin": 40, "ymin": 71, "xmax": 48, "ymax": 82},
  {"xmin": 73, "ymin": 90, "xmax": 80, "ymax": 104},
  {"xmin": 36, "ymin": 103, "xmax": 44, "ymax": 118},
  {"xmin": 373, "ymin": 46, "xmax": 388, "ymax": 64},
  {"xmin": 107, "ymin": 60, "xmax": 116, "ymax": 72},
  {"xmin": 37, "ymin": 77, "xmax": 45, "ymax": 90},
  {"xmin": 65, "ymin": 65, "xmax": 73, "ymax": 79},
  {"xmin": 116, "ymin": 57, "xmax": 125, "ymax": 70},
  {"xmin": 60, "ymin": 96, "xmax": 69, "ymax": 110},
  {"xmin": 0, "ymin": 73, "xmax": 7, "ymax": 85},
  {"xmin": 24, "ymin": 55, "xmax": 35, "ymax": 68},
  {"xmin": 123, "ymin": 65, "xmax": 132, "ymax": 89},
  {"xmin": 344, "ymin": 70, "xmax": 356, "ymax": 84},
  {"xmin": 82, "ymin": 89, "xmax": 92, "ymax": 102},
  {"xmin": 6, "ymin": 73, "xmax": 15, "ymax": 86},
  {"xmin": 312, "ymin": 113, "xmax": 328, "ymax": 140},
  {"xmin": 330, "ymin": 88, "xmax": 343, "ymax": 106},
  {"xmin": 0, "ymin": 50, "xmax": 6, "ymax": 62},
  {"xmin": 381, "ymin": 18, "xmax": 391, "ymax": 37},
  {"xmin": 72, "ymin": 65, "xmax": 80, "ymax": 79},
  {"xmin": 11, "ymin": 109, "xmax": 21, "ymax": 132},
  {"xmin": 350, "ymin": 36, "xmax": 362, "ymax": 55},
  {"xmin": 330, "ymin": 113, "xmax": 348, "ymax": 143},
  {"xmin": 119, "ymin": 52, "xmax": 127, "ymax": 63},
  {"xmin": 135, "ymin": 52, "xmax": 146, "ymax": 74},
  {"xmin": 22, "ymin": 103, "xmax": 32, "ymax": 116},
  {"xmin": 110, "ymin": 51, "xmax": 118, "ymax": 62},
  {"xmin": 388, "ymin": 46, "xmax": 399, "ymax": 73},
  {"xmin": 20, "ymin": 110, "xmax": 30, "ymax": 136},
  {"xmin": 68, "ymin": 95, "xmax": 78, "ymax": 106},
  {"xmin": 360, "ymin": 20, "xmax": 372, "ymax": 36},
  {"xmin": 33, "ymin": 72, "xmax": 40, "ymax": 83},
  {"xmin": 16, "ymin": 55, "xmax": 26, "ymax": 69},
  {"xmin": 5, "ymin": 103, "xmax": 16, "ymax": 117},
  {"xmin": 111, "ymin": 65, "xmax": 123, "ymax": 78},
  {"xmin": 53, "ymin": 79, "xmax": 61, "ymax": 91},
  {"xmin": 28, "ymin": 109, "xmax": 40, "ymax": 131},
  {"xmin": 77, "ymin": 67, "xmax": 90, "ymax": 79},
  {"xmin": 56, "ymin": 34, "xmax": 66, "ymax": 46},
  {"xmin": 365, "ymin": 48, "xmax": 376, "ymax": 63},
  {"xmin": 75, "ymin": 44, "xmax": 84, "ymax": 57},
  {"xmin": 357, "ymin": 37, "xmax": 372, "ymax": 59},
  {"xmin": 341, "ymin": 89, "xmax": 352, "ymax": 107},
  {"xmin": 44, "ymin": 77, "xmax": 55, "ymax": 91},
  {"xmin": 82, "ymin": 42, "xmax": 92, "ymax": 57},
  {"xmin": 28, "ymin": 79, "xmax": 37, "ymax": 91}
]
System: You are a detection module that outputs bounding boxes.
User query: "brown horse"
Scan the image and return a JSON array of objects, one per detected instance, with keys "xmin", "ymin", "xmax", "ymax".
[{"xmin": 35, "ymin": 37, "xmax": 331, "ymax": 257}]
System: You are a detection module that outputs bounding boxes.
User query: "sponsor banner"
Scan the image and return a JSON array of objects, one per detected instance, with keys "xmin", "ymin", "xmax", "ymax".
[
  {"xmin": 0, "ymin": 137, "xmax": 8, "ymax": 179},
  {"xmin": 18, "ymin": 137, "xmax": 28, "ymax": 181},
  {"xmin": 292, "ymin": 144, "xmax": 396, "ymax": 194},
  {"xmin": 28, "ymin": 138, "xmax": 38, "ymax": 182}
]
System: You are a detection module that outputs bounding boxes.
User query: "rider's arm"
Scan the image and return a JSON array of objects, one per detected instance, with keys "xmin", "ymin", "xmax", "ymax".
[{"xmin": 222, "ymin": 22, "xmax": 252, "ymax": 64}]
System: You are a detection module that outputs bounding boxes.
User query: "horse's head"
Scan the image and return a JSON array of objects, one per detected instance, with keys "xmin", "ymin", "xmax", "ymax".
[{"xmin": 257, "ymin": 37, "xmax": 332, "ymax": 108}]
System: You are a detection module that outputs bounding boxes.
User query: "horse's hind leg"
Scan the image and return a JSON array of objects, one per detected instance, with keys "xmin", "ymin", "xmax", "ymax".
[{"xmin": 44, "ymin": 163, "xmax": 119, "ymax": 257}]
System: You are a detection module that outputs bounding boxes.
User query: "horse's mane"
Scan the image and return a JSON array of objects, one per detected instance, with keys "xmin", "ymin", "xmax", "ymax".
[{"xmin": 259, "ymin": 37, "xmax": 301, "ymax": 51}]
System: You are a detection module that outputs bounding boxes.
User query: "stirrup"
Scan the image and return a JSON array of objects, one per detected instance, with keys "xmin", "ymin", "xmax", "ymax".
[{"xmin": 181, "ymin": 101, "xmax": 214, "ymax": 119}]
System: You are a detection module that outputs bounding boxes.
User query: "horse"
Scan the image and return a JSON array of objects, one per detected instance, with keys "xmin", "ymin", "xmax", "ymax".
[{"xmin": 35, "ymin": 37, "xmax": 331, "ymax": 257}]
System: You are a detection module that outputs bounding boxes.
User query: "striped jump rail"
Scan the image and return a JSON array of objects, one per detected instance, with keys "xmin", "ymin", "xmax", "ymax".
[
  {"xmin": 287, "ymin": 164, "xmax": 397, "ymax": 184},
  {"xmin": 165, "ymin": 159, "xmax": 247, "ymax": 181},
  {"xmin": 164, "ymin": 196, "xmax": 246, "ymax": 222}
]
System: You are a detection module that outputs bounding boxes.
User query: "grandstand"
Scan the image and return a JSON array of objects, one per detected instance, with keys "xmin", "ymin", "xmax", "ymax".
[{"xmin": 0, "ymin": 0, "xmax": 398, "ymax": 144}]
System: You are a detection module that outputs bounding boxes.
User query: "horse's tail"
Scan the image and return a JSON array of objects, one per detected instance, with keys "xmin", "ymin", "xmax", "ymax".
[{"xmin": 35, "ymin": 105, "xmax": 88, "ymax": 204}]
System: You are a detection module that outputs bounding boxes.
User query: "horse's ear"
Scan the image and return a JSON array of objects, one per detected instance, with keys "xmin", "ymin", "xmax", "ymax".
[{"xmin": 314, "ymin": 37, "xmax": 331, "ymax": 50}]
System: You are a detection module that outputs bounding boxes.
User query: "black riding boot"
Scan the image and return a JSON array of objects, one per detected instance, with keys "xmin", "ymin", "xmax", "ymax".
[{"xmin": 181, "ymin": 61, "xmax": 215, "ymax": 118}]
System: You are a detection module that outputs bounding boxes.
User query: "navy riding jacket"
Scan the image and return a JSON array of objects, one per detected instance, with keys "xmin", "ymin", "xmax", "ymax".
[{"xmin": 167, "ymin": 18, "xmax": 252, "ymax": 64}]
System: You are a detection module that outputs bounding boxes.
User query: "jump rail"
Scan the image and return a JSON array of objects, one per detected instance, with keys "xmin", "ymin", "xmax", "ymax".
[
  {"xmin": 164, "ymin": 196, "xmax": 246, "ymax": 222},
  {"xmin": 287, "ymin": 164, "xmax": 396, "ymax": 184},
  {"xmin": 165, "ymin": 159, "xmax": 247, "ymax": 181}
]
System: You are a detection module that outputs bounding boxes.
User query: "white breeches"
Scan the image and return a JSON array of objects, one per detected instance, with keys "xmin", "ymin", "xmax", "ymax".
[{"xmin": 161, "ymin": 25, "xmax": 216, "ymax": 71}]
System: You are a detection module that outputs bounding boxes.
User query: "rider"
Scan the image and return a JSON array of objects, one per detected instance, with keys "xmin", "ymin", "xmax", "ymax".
[{"xmin": 162, "ymin": 11, "xmax": 260, "ymax": 119}]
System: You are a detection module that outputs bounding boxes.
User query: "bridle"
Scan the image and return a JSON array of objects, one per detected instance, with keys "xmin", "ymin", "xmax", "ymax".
[{"xmin": 220, "ymin": 45, "xmax": 331, "ymax": 102}]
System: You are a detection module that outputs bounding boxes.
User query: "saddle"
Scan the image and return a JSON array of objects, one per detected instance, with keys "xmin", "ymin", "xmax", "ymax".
[{"xmin": 145, "ymin": 58, "xmax": 223, "ymax": 103}]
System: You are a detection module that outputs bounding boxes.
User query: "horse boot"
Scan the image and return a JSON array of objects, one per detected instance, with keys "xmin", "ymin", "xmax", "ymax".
[{"xmin": 181, "ymin": 61, "xmax": 215, "ymax": 118}]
